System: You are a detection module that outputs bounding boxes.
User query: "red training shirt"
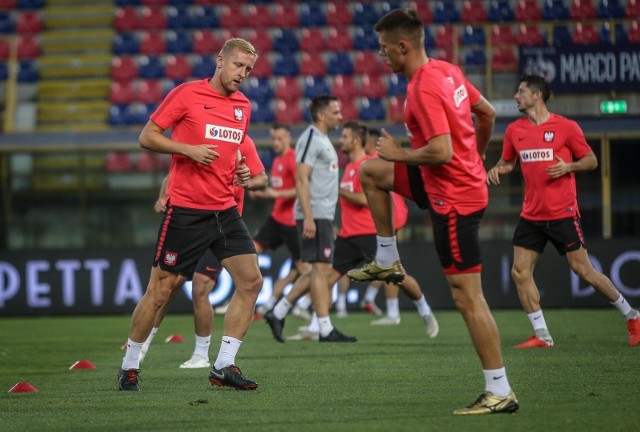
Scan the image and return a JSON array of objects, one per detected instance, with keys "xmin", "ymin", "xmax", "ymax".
[
  {"xmin": 235, "ymin": 135, "xmax": 266, "ymax": 215},
  {"xmin": 269, "ymin": 147, "xmax": 296, "ymax": 226}
]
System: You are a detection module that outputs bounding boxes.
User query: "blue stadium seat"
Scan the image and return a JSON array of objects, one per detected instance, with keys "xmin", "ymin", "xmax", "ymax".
[
  {"xmin": 0, "ymin": 12, "xmax": 13, "ymax": 34},
  {"xmin": 113, "ymin": 32, "xmax": 139, "ymax": 55},
  {"xmin": 597, "ymin": 0, "xmax": 625, "ymax": 18},
  {"xmin": 17, "ymin": 60, "xmax": 37, "ymax": 82},
  {"xmin": 257, "ymin": 148, "xmax": 275, "ymax": 171},
  {"xmin": 166, "ymin": 30, "xmax": 192, "ymax": 54},
  {"xmin": 272, "ymin": 29, "xmax": 299, "ymax": 53},
  {"xmin": 433, "ymin": 1, "xmax": 460, "ymax": 23},
  {"xmin": 552, "ymin": 25, "xmax": 573, "ymax": 46},
  {"xmin": 599, "ymin": 22, "xmax": 628, "ymax": 44},
  {"xmin": 326, "ymin": 52, "xmax": 354, "ymax": 75},
  {"xmin": 424, "ymin": 26, "xmax": 435, "ymax": 48},
  {"xmin": 243, "ymin": 77, "xmax": 273, "ymax": 104},
  {"xmin": 191, "ymin": 55, "xmax": 216, "ymax": 78},
  {"xmin": 169, "ymin": 0, "xmax": 192, "ymax": 6},
  {"xmin": 303, "ymin": 76, "xmax": 331, "ymax": 99},
  {"xmin": 190, "ymin": 6, "xmax": 219, "ymax": 29},
  {"xmin": 251, "ymin": 101, "xmax": 275, "ymax": 124},
  {"xmin": 461, "ymin": 26, "xmax": 486, "ymax": 45},
  {"xmin": 359, "ymin": 98, "xmax": 386, "ymax": 121},
  {"xmin": 299, "ymin": 3, "xmax": 326, "ymax": 26},
  {"xmin": 138, "ymin": 56, "xmax": 165, "ymax": 79},
  {"xmin": 116, "ymin": 0, "xmax": 141, "ymax": 6},
  {"xmin": 488, "ymin": 0, "xmax": 515, "ymax": 22},
  {"xmin": 463, "ymin": 49, "xmax": 487, "ymax": 67},
  {"xmin": 272, "ymin": 53, "xmax": 299, "ymax": 76},
  {"xmin": 353, "ymin": 28, "xmax": 379, "ymax": 50},
  {"xmin": 543, "ymin": 0, "xmax": 570, "ymax": 20},
  {"xmin": 353, "ymin": 3, "xmax": 381, "ymax": 25},
  {"xmin": 0, "ymin": 62, "xmax": 8, "ymax": 80},
  {"xmin": 386, "ymin": 74, "xmax": 407, "ymax": 96},
  {"xmin": 166, "ymin": 6, "xmax": 190, "ymax": 29},
  {"xmin": 109, "ymin": 104, "xmax": 131, "ymax": 126},
  {"xmin": 17, "ymin": 0, "xmax": 44, "ymax": 8}
]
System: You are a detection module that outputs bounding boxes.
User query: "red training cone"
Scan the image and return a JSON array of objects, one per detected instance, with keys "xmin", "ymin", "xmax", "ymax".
[
  {"xmin": 9, "ymin": 382, "xmax": 38, "ymax": 393},
  {"xmin": 69, "ymin": 360, "xmax": 97, "ymax": 370},
  {"xmin": 164, "ymin": 334, "xmax": 185, "ymax": 343}
]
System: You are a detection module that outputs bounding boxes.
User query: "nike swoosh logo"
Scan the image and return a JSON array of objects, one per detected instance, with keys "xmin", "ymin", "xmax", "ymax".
[
  {"xmin": 210, "ymin": 369, "xmax": 225, "ymax": 380},
  {"xmin": 205, "ymin": 266, "xmax": 218, "ymax": 272},
  {"xmin": 380, "ymin": 244, "xmax": 392, "ymax": 248},
  {"xmin": 518, "ymin": 137, "xmax": 526, "ymax": 141},
  {"xmin": 222, "ymin": 339, "xmax": 231, "ymax": 344},
  {"xmin": 566, "ymin": 242, "xmax": 576, "ymax": 248},
  {"xmin": 533, "ymin": 315, "xmax": 541, "ymax": 320},
  {"xmin": 204, "ymin": 105, "xmax": 215, "ymax": 109},
  {"xmin": 493, "ymin": 375, "xmax": 504, "ymax": 380}
]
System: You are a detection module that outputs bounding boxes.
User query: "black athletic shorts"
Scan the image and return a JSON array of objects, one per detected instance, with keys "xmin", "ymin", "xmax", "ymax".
[
  {"xmin": 430, "ymin": 207, "xmax": 484, "ymax": 275},
  {"xmin": 253, "ymin": 216, "xmax": 302, "ymax": 260},
  {"xmin": 513, "ymin": 216, "xmax": 585, "ymax": 255},
  {"xmin": 296, "ymin": 219, "xmax": 335, "ymax": 264},
  {"xmin": 333, "ymin": 234, "xmax": 377, "ymax": 275},
  {"xmin": 153, "ymin": 204, "xmax": 255, "ymax": 276},
  {"xmin": 193, "ymin": 248, "xmax": 221, "ymax": 281}
]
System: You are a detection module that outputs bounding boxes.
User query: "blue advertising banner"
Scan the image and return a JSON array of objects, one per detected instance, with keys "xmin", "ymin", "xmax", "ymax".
[{"xmin": 519, "ymin": 45, "xmax": 640, "ymax": 93}]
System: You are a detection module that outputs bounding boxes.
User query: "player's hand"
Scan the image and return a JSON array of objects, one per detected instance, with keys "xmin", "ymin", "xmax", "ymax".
[
  {"xmin": 302, "ymin": 217, "xmax": 316, "ymax": 239},
  {"xmin": 251, "ymin": 187, "xmax": 274, "ymax": 199},
  {"xmin": 376, "ymin": 128, "xmax": 401, "ymax": 161},
  {"xmin": 235, "ymin": 152, "xmax": 251, "ymax": 187},
  {"xmin": 153, "ymin": 198, "xmax": 167, "ymax": 213},
  {"xmin": 486, "ymin": 166, "xmax": 508, "ymax": 185},
  {"xmin": 189, "ymin": 144, "xmax": 219, "ymax": 165},
  {"xmin": 546, "ymin": 156, "xmax": 570, "ymax": 179}
]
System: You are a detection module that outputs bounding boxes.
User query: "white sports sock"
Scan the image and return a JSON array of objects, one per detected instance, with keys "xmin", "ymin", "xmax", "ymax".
[
  {"xmin": 413, "ymin": 295, "xmax": 432, "ymax": 317},
  {"xmin": 363, "ymin": 284, "xmax": 379, "ymax": 303},
  {"xmin": 318, "ymin": 316, "xmax": 334, "ymax": 337},
  {"xmin": 213, "ymin": 336, "xmax": 242, "ymax": 370},
  {"xmin": 193, "ymin": 334, "xmax": 211, "ymax": 359},
  {"xmin": 336, "ymin": 293, "xmax": 347, "ymax": 312},
  {"xmin": 141, "ymin": 327, "xmax": 158, "ymax": 352},
  {"xmin": 264, "ymin": 296, "xmax": 277, "ymax": 311},
  {"xmin": 307, "ymin": 312, "xmax": 320, "ymax": 333},
  {"xmin": 273, "ymin": 298, "xmax": 292, "ymax": 320},
  {"xmin": 122, "ymin": 339, "xmax": 143, "ymax": 370},
  {"xmin": 296, "ymin": 294, "xmax": 312, "ymax": 309},
  {"xmin": 375, "ymin": 236, "xmax": 399, "ymax": 267},
  {"xmin": 611, "ymin": 294, "xmax": 633, "ymax": 317},
  {"xmin": 527, "ymin": 310, "xmax": 548, "ymax": 331},
  {"xmin": 386, "ymin": 298, "xmax": 400, "ymax": 319},
  {"xmin": 483, "ymin": 367, "xmax": 511, "ymax": 398}
]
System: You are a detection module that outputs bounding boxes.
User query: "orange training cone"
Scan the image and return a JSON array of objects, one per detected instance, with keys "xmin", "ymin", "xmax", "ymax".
[
  {"xmin": 69, "ymin": 360, "xmax": 97, "ymax": 370},
  {"xmin": 165, "ymin": 334, "xmax": 185, "ymax": 343},
  {"xmin": 9, "ymin": 382, "xmax": 38, "ymax": 393}
]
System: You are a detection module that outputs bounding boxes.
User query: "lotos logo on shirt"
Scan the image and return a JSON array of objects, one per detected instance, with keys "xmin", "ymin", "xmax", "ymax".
[
  {"xmin": 205, "ymin": 124, "xmax": 244, "ymax": 144},
  {"xmin": 340, "ymin": 181, "xmax": 354, "ymax": 192},
  {"xmin": 271, "ymin": 176, "xmax": 283, "ymax": 188},
  {"xmin": 453, "ymin": 84, "xmax": 468, "ymax": 108},
  {"xmin": 520, "ymin": 148, "xmax": 553, "ymax": 162}
]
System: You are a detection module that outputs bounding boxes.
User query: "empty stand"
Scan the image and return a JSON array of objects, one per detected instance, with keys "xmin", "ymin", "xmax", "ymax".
[
  {"xmin": 274, "ymin": 76, "xmax": 301, "ymax": 102},
  {"xmin": 244, "ymin": 4, "xmax": 272, "ymax": 28},
  {"xmin": 326, "ymin": 2, "xmax": 352, "ymax": 26},
  {"xmin": 105, "ymin": 151, "xmax": 134, "ymax": 172},
  {"xmin": 518, "ymin": 24, "xmax": 545, "ymax": 46},
  {"xmin": 138, "ymin": 55, "xmax": 165, "ymax": 79},
  {"xmin": 245, "ymin": 28, "xmax": 273, "ymax": 54},
  {"xmin": 113, "ymin": 56, "xmax": 140, "ymax": 84},
  {"xmin": 515, "ymin": 0, "xmax": 542, "ymax": 20},
  {"xmin": 164, "ymin": 54, "xmax": 191, "ymax": 82},
  {"xmin": 572, "ymin": 23, "xmax": 599, "ymax": 44},
  {"xmin": 570, "ymin": 0, "xmax": 597, "ymax": 19},
  {"xmin": 330, "ymin": 75, "xmax": 357, "ymax": 100},
  {"xmin": 387, "ymin": 96, "xmax": 405, "ymax": 124},
  {"xmin": 272, "ymin": 4, "xmax": 299, "ymax": 28},
  {"xmin": 139, "ymin": 31, "xmax": 166, "ymax": 55},
  {"xmin": 359, "ymin": 75, "xmax": 386, "ymax": 99},
  {"xmin": 137, "ymin": 78, "xmax": 165, "ymax": 104},
  {"xmin": 433, "ymin": 1, "xmax": 460, "ymax": 23},
  {"xmin": 299, "ymin": 28, "xmax": 326, "ymax": 52},
  {"xmin": 300, "ymin": 52, "xmax": 326, "ymax": 77},
  {"xmin": 326, "ymin": 27, "xmax": 353, "ymax": 52},
  {"xmin": 492, "ymin": 47, "xmax": 517, "ymax": 72},
  {"xmin": 488, "ymin": 0, "xmax": 515, "ymax": 22},
  {"xmin": 165, "ymin": 30, "xmax": 192, "ymax": 54},
  {"xmin": 491, "ymin": 25, "xmax": 516, "ymax": 45},
  {"xmin": 299, "ymin": 3, "xmax": 325, "ymax": 27},
  {"xmin": 461, "ymin": 0, "xmax": 487, "ymax": 23},
  {"xmin": 274, "ymin": 99, "xmax": 302, "ymax": 124},
  {"xmin": 354, "ymin": 51, "xmax": 384, "ymax": 76},
  {"xmin": 110, "ymin": 80, "xmax": 136, "ymax": 104},
  {"xmin": 627, "ymin": 0, "xmax": 640, "ymax": 18},
  {"xmin": 15, "ymin": 10, "xmax": 42, "ymax": 33},
  {"xmin": 543, "ymin": 0, "xmax": 570, "ymax": 20}
]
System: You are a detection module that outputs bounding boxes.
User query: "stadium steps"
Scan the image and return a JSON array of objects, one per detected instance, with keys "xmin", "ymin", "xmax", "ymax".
[
  {"xmin": 35, "ymin": 4, "xmax": 115, "ymax": 132},
  {"xmin": 30, "ymin": 153, "xmax": 107, "ymax": 191}
]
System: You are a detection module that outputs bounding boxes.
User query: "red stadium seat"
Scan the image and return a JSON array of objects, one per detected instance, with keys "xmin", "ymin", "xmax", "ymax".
[
  {"xmin": 274, "ymin": 76, "xmax": 301, "ymax": 102},
  {"xmin": 137, "ymin": 79, "xmax": 165, "ymax": 104},
  {"xmin": 218, "ymin": 5, "xmax": 245, "ymax": 30},
  {"xmin": 354, "ymin": 51, "xmax": 384, "ymax": 75},
  {"xmin": 300, "ymin": 52, "xmax": 326, "ymax": 77},
  {"xmin": 248, "ymin": 53, "xmax": 272, "ymax": 78},
  {"xmin": 515, "ymin": 0, "xmax": 541, "ymax": 21},
  {"xmin": 112, "ymin": 56, "xmax": 138, "ymax": 82},
  {"xmin": 0, "ymin": 39, "xmax": 9, "ymax": 60},
  {"xmin": 408, "ymin": 1, "xmax": 433, "ymax": 22},
  {"xmin": 491, "ymin": 47, "xmax": 517, "ymax": 72},
  {"xmin": 15, "ymin": 11, "xmax": 42, "ymax": 33},
  {"xmin": 274, "ymin": 99, "xmax": 302, "ymax": 124},
  {"xmin": 517, "ymin": 24, "xmax": 545, "ymax": 46},
  {"xmin": 299, "ymin": 28, "xmax": 326, "ymax": 52},
  {"xmin": 627, "ymin": 0, "xmax": 640, "ymax": 18},
  {"xmin": 491, "ymin": 25, "xmax": 516, "ymax": 46},
  {"xmin": 0, "ymin": 0, "xmax": 17, "ymax": 10},
  {"xmin": 272, "ymin": 4, "xmax": 298, "ymax": 28},
  {"xmin": 136, "ymin": 152, "xmax": 162, "ymax": 172},
  {"xmin": 192, "ymin": 29, "xmax": 226, "ymax": 55},
  {"xmin": 115, "ymin": 7, "xmax": 139, "ymax": 32},
  {"xmin": 142, "ymin": 0, "xmax": 168, "ymax": 5},
  {"xmin": 331, "ymin": 75, "xmax": 357, "ymax": 100},
  {"xmin": 628, "ymin": 21, "xmax": 640, "ymax": 42},
  {"xmin": 358, "ymin": 75, "xmax": 386, "ymax": 99},
  {"xmin": 110, "ymin": 81, "xmax": 136, "ymax": 105},
  {"xmin": 461, "ymin": 0, "xmax": 487, "ymax": 23},
  {"xmin": 165, "ymin": 55, "xmax": 191, "ymax": 81},
  {"xmin": 570, "ymin": 0, "xmax": 596, "ymax": 19},
  {"xmin": 338, "ymin": 97, "xmax": 358, "ymax": 121},
  {"xmin": 244, "ymin": 4, "xmax": 272, "ymax": 28},
  {"xmin": 105, "ymin": 151, "xmax": 133, "ymax": 172},
  {"xmin": 435, "ymin": 25, "xmax": 455, "ymax": 48},
  {"xmin": 139, "ymin": 31, "xmax": 166, "ymax": 55},
  {"xmin": 572, "ymin": 23, "xmax": 599, "ymax": 45},
  {"xmin": 16, "ymin": 35, "xmax": 39, "ymax": 59},
  {"xmin": 245, "ymin": 28, "xmax": 272, "ymax": 54},
  {"xmin": 139, "ymin": 6, "xmax": 166, "ymax": 30},
  {"xmin": 433, "ymin": 48, "xmax": 455, "ymax": 63},
  {"xmin": 388, "ymin": 96, "xmax": 405, "ymax": 124},
  {"xmin": 326, "ymin": 27, "xmax": 352, "ymax": 51},
  {"xmin": 326, "ymin": 2, "xmax": 352, "ymax": 26}
]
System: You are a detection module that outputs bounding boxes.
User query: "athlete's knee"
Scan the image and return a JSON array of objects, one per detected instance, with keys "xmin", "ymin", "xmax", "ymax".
[{"xmin": 511, "ymin": 265, "xmax": 532, "ymax": 284}]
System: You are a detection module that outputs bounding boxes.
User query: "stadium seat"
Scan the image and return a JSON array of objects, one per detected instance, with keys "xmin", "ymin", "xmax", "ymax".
[
  {"xmin": 15, "ymin": 11, "xmax": 42, "ymax": 33},
  {"xmin": 105, "ymin": 151, "xmax": 134, "ymax": 171},
  {"xmin": 17, "ymin": 60, "xmax": 37, "ymax": 82},
  {"xmin": 433, "ymin": 1, "xmax": 460, "ymax": 23},
  {"xmin": 339, "ymin": 97, "xmax": 358, "ymax": 121},
  {"xmin": 244, "ymin": 4, "xmax": 272, "ymax": 28},
  {"xmin": 491, "ymin": 25, "xmax": 516, "ymax": 45},
  {"xmin": 137, "ymin": 78, "xmax": 165, "ymax": 104},
  {"xmin": 142, "ymin": 0, "xmax": 168, "ymax": 5},
  {"xmin": 138, "ymin": 55, "xmax": 165, "ymax": 79},
  {"xmin": 272, "ymin": 53, "xmax": 299, "ymax": 76},
  {"xmin": 518, "ymin": 24, "xmax": 545, "ymax": 46},
  {"xmin": 435, "ymin": 25, "xmax": 455, "ymax": 48},
  {"xmin": 17, "ymin": 0, "xmax": 44, "ymax": 8},
  {"xmin": 165, "ymin": 54, "xmax": 191, "ymax": 82},
  {"xmin": 463, "ymin": 49, "xmax": 486, "ymax": 68},
  {"xmin": 461, "ymin": 26, "xmax": 486, "ymax": 46},
  {"xmin": 0, "ymin": 38, "xmax": 9, "ymax": 60},
  {"xmin": 299, "ymin": 28, "xmax": 326, "ymax": 52},
  {"xmin": 165, "ymin": 5, "xmax": 190, "ymax": 29},
  {"xmin": 353, "ymin": 3, "xmax": 380, "ymax": 26},
  {"xmin": 627, "ymin": 0, "xmax": 640, "ymax": 17},
  {"xmin": 165, "ymin": 29, "xmax": 191, "ymax": 54},
  {"xmin": 515, "ymin": 0, "xmax": 542, "ymax": 20},
  {"xmin": 139, "ymin": 31, "xmax": 166, "ymax": 55},
  {"xmin": 353, "ymin": 27, "xmax": 379, "ymax": 50},
  {"xmin": 300, "ymin": 52, "xmax": 326, "ymax": 77},
  {"xmin": 424, "ymin": 26, "xmax": 435, "ymax": 48},
  {"xmin": 358, "ymin": 75, "xmax": 386, "ymax": 99},
  {"xmin": 0, "ymin": 12, "xmax": 13, "ymax": 33},
  {"xmin": 217, "ymin": 5, "xmax": 244, "ymax": 29},
  {"xmin": 16, "ymin": 35, "xmax": 39, "ymax": 59},
  {"xmin": 387, "ymin": 96, "xmax": 405, "ymax": 124},
  {"xmin": 597, "ymin": 0, "xmax": 625, "ymax": 18},
  {"xmin": 191, "ymin": 55, "xmax": 215, "ymax": 77},
  {"xmin": 248, "ymin": 53, "xmax": 272, "ymax": 78},
  {"xmin": 190, "ymin": 6, "xmax": 219, "ymax": 28},
  {"xmin": 572, "ymin": 23, "xmax": 599, "ymax": 45},
  {"xmin": 354, "ymin": 51, "xmax": 383, "ymax": 75},
  {"xmin": 570, "ymin": 0, "xmax": 597, "ymax": 18},
  {"xmin": 192, "ymin": 29, "xmax": 223, "ymax": 55},
  {"xmin": 302, "ymin": 76, "xmax": 330, "ymax": 99},
  {"xmin": 359, "ymin": 98, "xmax": 386, "ymax": 121},
  {"xmin": 110, "ymin": 80, "xmax": 136, "ymax": 104},
  {"xmin": 109, "ymin": 104, "xmax": 133, "ymax": 125},
  {"xmin": 136, "ymin": 152, "xmax": 161, "ymax": 172},
  {"xmin": 272, "ymin": 4, "xmax": 299, "ymax": 28},
  {"xmin": 386, "ymin": 74, "xmax": 407, "ymax": 96},
  {"xmin": 326, "ymin": 2, "xmax": 352, "ymax": 26},
  {"xmin": 488, "ymin": 0, "xmax": 515, "ymax": 22},
  {"xmin": 330, "ymin": 75, "xmax": 357, "ymax": 100},
  {"xmin": 461, "ymin": 0, "xmax": 487, "ymax": 23},
  {"xmin": 251, "ymin": 100, "xmax": 275, "ymax": 124},
  {"xmin": 543, "ymin": 0, "xmax": 570, "ymax": 20},
  {"xmin": 326, "ymin": 28, "xmax": 352, "ymax": 52},
  {"xmin": 552, "ymin": 25, "xmax": 573, "ymax": 46},
  {"xmin": 116, "ymin": 0, "xmax": 141, "ymax": 5},
  {"xmin": 273, "ymin": 29, "xmax": 299, "ymax": 53},
  {"xmin": 491, "ymin": 47, "xmax": 517, "ymax": 72},
  {"xmin": 326, "ymin": 52, "xmax": 353, "ymax": 75},
  {"xmin": 243, "ymin": 76, "xmax": 273, "ymax": 104},
  {"xmin": 274, "ymin": 99, "xmax": 302, "ymax": 125},
  {"xmin": 113, "ymin": 32, "xmax": 139, "ymax": 55},
  {"xmin": 408, "ymin": 1, "xmax": 433, "ymax": 22},
  {"xmin": 115, "ymin": 7, "xmax": 139, "ymax": 31},
  {"xmin": 299, "ymin": 3, "xmax": 325, "ymax": 26},
  {"xmin": 628, "ymin": 21, "xmax": 640, "ymax": 42},
  {"xmin": 0, "ymin": 0, "xmax": 16, "ymax": 10},
  {"xmin": 112, "ymin": 56, "xmax": 138, "ymax": 82},
  {"xmin": 245, "ymin": 28, "xmax": 272, "ymax": 54},
  {"xmin": 433, "ymin": 48, "xmax": 455, "ymax": 63},
  {"xmin": 274, "ymin": 76, "xmax": 301, "ymax": 102},
  {"xmin": 139, "ymin": 6, "xmax": 167, "ymax": 30}
]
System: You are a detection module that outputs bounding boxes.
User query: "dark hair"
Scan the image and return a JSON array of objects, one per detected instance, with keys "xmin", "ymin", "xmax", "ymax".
[
  {"xmin": 374, "ymin": 8, "xmax": 424, "ymax": 45},
  {"xmin": 271, "ymin": 123, "xmax": 291, "ymax": 132},
  {"xmin": 519, "ymin": 75, "xmax": 551, "ymax": 103},
  {"xmin": 343, "ymin": 121, "xmax": 367, "ymax": 145},
  {"xmin": 309, "ymin": 95, "xmax": 338, "ymax": 122},
  {"xmin": 366, "ymin": 128, "xmax": 381, "ymax": 140}
]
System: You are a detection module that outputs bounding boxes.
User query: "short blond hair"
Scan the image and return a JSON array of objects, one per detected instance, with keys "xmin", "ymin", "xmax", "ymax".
[{"xmin": 220, "ymin": 38, "xmax": 258, "ymax": 58}]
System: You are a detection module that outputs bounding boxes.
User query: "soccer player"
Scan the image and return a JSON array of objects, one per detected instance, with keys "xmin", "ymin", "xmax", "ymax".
[
  {"xmin": 347, "ymin": 9, "xmax": 518, "ymax": 414},
  {"xmin": 119, "ymin": 38, "xmax": 263, "ymax": 391},
  {"xmin": 487, "ymin": 75, "xmax": 640, "ymax": 348},
  {"xmin": 265, "ymin": 95, "xmax": 357, "ymax": 342},
  {"xmin": 250, "ymin": 123, "xmax": 312, "ymax": 319},
  {"xmin": 138, "ymin": 136, "xmax": 267, "ymax": 369}
]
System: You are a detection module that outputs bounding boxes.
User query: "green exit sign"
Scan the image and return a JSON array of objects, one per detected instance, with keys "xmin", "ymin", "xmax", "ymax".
[{"xmin": 600, "ymin": 100, "xmax": 627, "ymax": 114}]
